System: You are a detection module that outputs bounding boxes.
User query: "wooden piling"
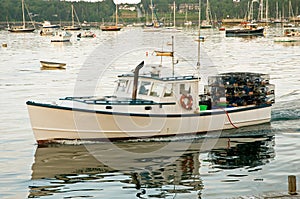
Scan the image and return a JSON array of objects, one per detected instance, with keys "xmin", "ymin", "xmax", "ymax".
[{"xmin": 288, "ymin": 175, "xmax": 297, "ymax": 195}]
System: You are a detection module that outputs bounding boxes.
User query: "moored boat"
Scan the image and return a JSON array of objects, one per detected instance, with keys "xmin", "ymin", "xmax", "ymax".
[
  {"xmin": 8, "ymin": 0, "xmax": 35, "ymax": 33},
  {"xmin": 40, "ymin": 61, "xmax": 66, "ymax": 69},
  {"xmin": 100, "ymin": 25, "xmax": 121, "ymax": 31},
  {"xmin": 274, "ymin": 27, "xmax": 300, "ymax": 42},
  {"xmin": 225, "ymin": 23, "xmax": 264, "ymax": 37},
  {"xmin": 100, "ymin": 3, "xmax": 121, "ymax": 31},
  {"xmin": 8, "ymin": 26, "xmax": 35, "ymax": 33},
  {"xmin": 41, "ymin": 21, "xmax": 60, "ymax": 29},
  {"xmin": 27, "ymin": 38, "xmax": 275, "ymax": 145},
  {"xmin": 40, "ymin": 21, "xmax": 60, "ymax": 36},
  {"xmin": 77, "ymin": 31, "xmax": 96, "ymax": 38},
  {"xmin": 51, "ymin": 31, "xmax": 72, "ymax": 42},
  {"xmin": 63, "ymin": 4, "xmax": 81, "ymax": 31}
]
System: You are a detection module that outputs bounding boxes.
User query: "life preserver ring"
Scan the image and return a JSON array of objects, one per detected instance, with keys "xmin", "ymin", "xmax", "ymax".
[{"xmin": 180, "ymin": 94, "xmax": 193, "ymax": 110}]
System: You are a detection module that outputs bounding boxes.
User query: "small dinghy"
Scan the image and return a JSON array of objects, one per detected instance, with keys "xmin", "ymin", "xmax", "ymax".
[{"xmin": 40, "ymin": 61, "xmax": 66, "ymax": 69}]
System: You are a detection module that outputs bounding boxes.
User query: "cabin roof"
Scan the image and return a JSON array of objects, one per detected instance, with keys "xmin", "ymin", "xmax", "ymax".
[{"xmin": 118, "ymin": 74, "xmax": 199, "ymax": 82}]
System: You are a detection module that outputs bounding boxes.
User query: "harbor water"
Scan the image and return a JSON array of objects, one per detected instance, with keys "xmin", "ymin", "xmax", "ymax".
[{"xmin": 0, "ymin": 27, "xmax": 299, "ymax": 198}]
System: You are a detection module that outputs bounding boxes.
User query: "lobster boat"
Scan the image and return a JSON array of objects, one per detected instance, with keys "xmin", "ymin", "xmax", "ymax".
[
  {"xmin": 26, "ymin": 39, "xmax": 275, "ymax": 145},
  {"xmin": 225, "ymin": 23, "xmax": 264, "ymax": 37}
]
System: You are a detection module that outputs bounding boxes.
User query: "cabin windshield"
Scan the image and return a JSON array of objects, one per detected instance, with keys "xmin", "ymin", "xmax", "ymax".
[
  {"xmin": 246, "ymin": 24, "xmax": 257, "ymax": 29},
  {"xmin": 150, "ymin": 82, "xmax": 164, "ymax": 97},
  {"xmin": 285, "ymin": 28, "xmax": 297, "ymax": 34},
  {"xmin": 116, "ymin": 80, "xmax": 129, "ymax": 93},
  {"xmin": 163, "ymin": 83, "xmax": 173, "ymax": 97},
  {"xmin": 138, "ymin": 81, "xmax": 151, "ymax": 95}
]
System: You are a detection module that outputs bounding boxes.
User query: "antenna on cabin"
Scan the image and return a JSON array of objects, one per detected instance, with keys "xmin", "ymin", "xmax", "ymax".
[
  {"xmin": 197, "ymin": 0, "xmax": 201, "ymax": 68},
  {"xmin": 171, "ymin": 35, "xmax": 175, "ymax": 77}
]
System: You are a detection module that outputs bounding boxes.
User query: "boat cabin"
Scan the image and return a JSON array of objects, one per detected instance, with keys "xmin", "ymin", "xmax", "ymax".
[
  {"xmin": 114, "ymin": 74, "xmax": 201, "ymax": 112},
  {"xmin": 284, "ymin": 28, "xmax": 300, "ymax": 37},
  {"xmin": 243, "ymin": 23, "xmax": 259, "ymax": 30}
]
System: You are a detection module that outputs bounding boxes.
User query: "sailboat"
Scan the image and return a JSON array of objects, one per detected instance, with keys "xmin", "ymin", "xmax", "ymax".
[
  {"xmin": 184, "ymin": 4, "xmax": 192, "ymax": 26},
  {"xmin": 273, "ymin": 1, "xmax": 281, "ymax": 23},
  {"xmin": 143, "ymin": 0, "xmax": 162, "ymax": 32},
  {"xmin": 63, "ymin": 4, "xmax": 81, "ymax": 31},
  {"xmin": 283, "ymin": 0, "xmax": 295, "ymax": 27},
  {"xmin": 200, "ymin": 0, "xmax": 213, "ymax": 29},
  {"xmin": 8, "ymin": 0, "xmax": 35, "ymax": 33},
  {"xmin": 162, "ymin": 1, "xmax": 182, "ymax": 32},
  {"xmin": 100, "ymin": 3, "xmax": 121, "ymax": 31},
  {"xmin": 145, "ymin": 0, "xmax": 161, "ymax": 27}
]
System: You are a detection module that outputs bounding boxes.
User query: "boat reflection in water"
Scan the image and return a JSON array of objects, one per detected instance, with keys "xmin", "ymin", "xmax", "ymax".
[{"xmin": 29, "ymin": 124, "xmax": 275, "ymax": 198}]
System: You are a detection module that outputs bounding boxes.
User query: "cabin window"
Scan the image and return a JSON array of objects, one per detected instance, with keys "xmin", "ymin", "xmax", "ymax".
[
  {"xmin": 126, "ymin": 80, "xmax": 132, "ymax": 94},
  {"xmin": 180, "ymin": 84, "xmax": 191, "ymax": 95},
  {"xmin": 150, "ymin": 83, "xmax": 164, "ymax": 97},
  {"xmin": 164, "ymin": 84, "xmax": 173, "ymax": 97},
  {"xmin": 138, "ymin": 81, "xmax": 151, "ymax": 95},
  {"xmin": 116, "ymin": 80, "xmax": 128, "ymax": 93}
]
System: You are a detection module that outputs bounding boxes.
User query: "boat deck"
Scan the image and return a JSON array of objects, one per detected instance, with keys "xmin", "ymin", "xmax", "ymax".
[{"xmin": 62, "ymin": 96, "xmax": 176, "ymax": 105}]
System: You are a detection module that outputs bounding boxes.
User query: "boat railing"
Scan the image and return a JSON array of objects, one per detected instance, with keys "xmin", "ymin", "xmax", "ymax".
[{"xmin": 62, "ymin": 96, "xmax": 176, "ymax": 106}]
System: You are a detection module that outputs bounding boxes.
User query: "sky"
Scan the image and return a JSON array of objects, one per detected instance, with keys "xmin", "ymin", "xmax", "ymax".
[{"xmin": 64, "ymin": 0, "xmax": 141, "ymax": 4}]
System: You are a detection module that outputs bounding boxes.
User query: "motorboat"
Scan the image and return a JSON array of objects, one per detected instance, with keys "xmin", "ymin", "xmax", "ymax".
[
  {"xmin": 77, "ymin": 31, "xmax": 96, "ymax": 38},
  {"xmin": 27, "ymin": 38, "xmax": 275, "ymax": 145},
  {"xmin": 274, "ymin": 27, "xmax": 300, "ymax": 42},
  {"xmin": 41, "ymin": 21, "xmax": 60, "ymax": 29},
  {"xmin": 225, "ymin": 23, "xmax": 264, "ymax": 37},
  {"xmin": 51, "ymin": 31, "xmax": 72, "ymax": 42},
  {"xmin": 40, "ymin": 21, "xmax": 60, "ymax": 36}
]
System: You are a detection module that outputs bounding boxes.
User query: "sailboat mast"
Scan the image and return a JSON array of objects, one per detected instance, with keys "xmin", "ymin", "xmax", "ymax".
[
  {"xmin": 266, "ymin": 0, "xmax": 268, "ymax": 23},
  {"xmin": 276, "ymin": 1, "xmax": 278, "ymax": 20},
  {"xmin": 71, "ymin": 4, "xmax": 75, "ymax": 27},
  {"xmin": 172, "ymin": 36, "xmax": 174, "ymax": 77},
  {"xmin": 116, "ymin": 3, "xmax": 118, "ymax": 26},
  {"xmin": 260, "ymin": 0, "xmax": 264, "ymax": 22},
  {"xmin": 185, "ymin": 4, "xmax": 187, "ymax": 23},
  {"xmin": 206, "ymin": 0, "xmax": 210, "ymax": 24},
  {"xmin": 173, "ymin": 1, "xmax": 176, "ymax": 28},
  {"xmin": 150, "ymin": 0, "xmax": 154, "ymax": 24},
  {"xmin": 22, "ymin": 0, "xmax": 26, "ymax": 29}
]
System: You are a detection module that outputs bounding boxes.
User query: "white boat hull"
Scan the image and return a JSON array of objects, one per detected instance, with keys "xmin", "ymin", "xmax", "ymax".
[
  {"xmin": 27, "ymin": 102, "xmax": 271, "ymax": 144},
  {"xmin": 274, "ymin": 36, "xmax": 300, "ymax": 42}
]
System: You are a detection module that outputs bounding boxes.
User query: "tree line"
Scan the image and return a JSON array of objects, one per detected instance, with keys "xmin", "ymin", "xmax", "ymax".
[{"xmin": 1, "ymin": 0, "xmax": 300, "ymax": 23}]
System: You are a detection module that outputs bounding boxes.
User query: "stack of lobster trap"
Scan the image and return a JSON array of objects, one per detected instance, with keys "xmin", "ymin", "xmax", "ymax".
[{"xmin": 204, "ymin": 72, "xmax": 275, "ymax": 108}]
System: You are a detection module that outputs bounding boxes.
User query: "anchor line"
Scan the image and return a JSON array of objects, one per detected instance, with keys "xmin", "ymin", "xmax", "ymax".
[{"xmin": 222, "ymin": 108, "xmax": 239, "ymax": 129}]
